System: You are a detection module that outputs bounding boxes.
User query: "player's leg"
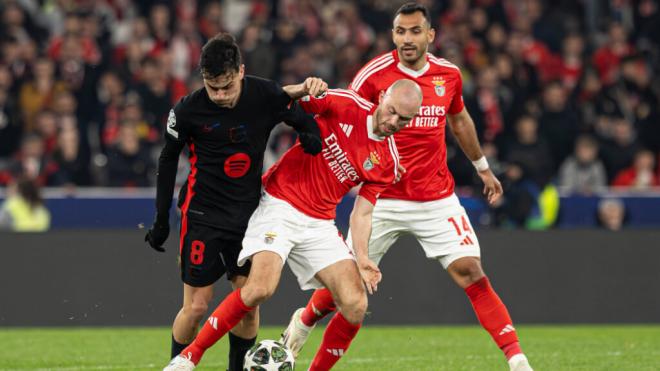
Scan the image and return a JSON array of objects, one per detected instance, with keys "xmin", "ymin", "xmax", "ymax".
[
  {"xmin": 223, "ymin": 241, "xmax": 259, "ymax": 371},
  {"xmin": 291, "ymin": 200, "xmax": 402, "ymax": 328},
  {"xmin": 167, "ymin": 251, "xmax": 284, "ymax": 369},
  {"xmin": 301, "ymin": 287, "xmax": 336, "ymax": 325},
  {"xmin": 166, "ymin": 193, "xmax": 297, "ymax": 369},
  {"xmin": 413, "ymin": 196, "xmax": 532, "ymax": 370},
  {"xmin": 446, "ymin": 255, "xmax": 485, "ymax": 288},
  {"xmin": 171, "ymin": 284, "xmax": 213, "ymax": 358},
  {"xmin": 279, "ymin": 288, "xmax": 333, "ymax": 358},
  {"xmin": 279, "ymin": 217, "xmax": 363, "ymax": 370},
  {"xmin": 170, "ymin": 222, "xmax": 226, "ymax": 359},
  {"xmin": 281, "ymin": 201, "xmax": 402, "ymax": 357},
  {"xmin": 308, "ymin": 258, "xmax": 367, "ymax": 371},
  {"xmin": 447, "ymin": 256, "xmax": 532, "ymax": 370}
]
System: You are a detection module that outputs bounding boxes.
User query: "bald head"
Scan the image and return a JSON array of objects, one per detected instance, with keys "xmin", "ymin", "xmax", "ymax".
[
  {"xmin": 373, "ymin": 79, "xmax": 422, "ymax": 136},
  {"xmin": 386, "ymin": 79, "xmax": 423, "ymax": 111}
]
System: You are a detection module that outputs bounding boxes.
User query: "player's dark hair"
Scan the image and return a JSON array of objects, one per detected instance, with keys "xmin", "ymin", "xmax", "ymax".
[
  {"xmin": 199, "ymin": 32, "xmax": 242, "ymax": 79},
  {"xmin": 395, "ymin": 2, "xmax": 432, "ymax": 26}
]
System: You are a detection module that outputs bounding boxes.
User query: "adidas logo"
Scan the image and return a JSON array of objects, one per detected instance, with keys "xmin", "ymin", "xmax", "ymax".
[
  {"xmin": 326, "ymin": 348, "xmax": 345, "ymax": 357},
  {"xmin": 499, "ymin": 324, "xmax": 516, "ymax": 335},
  {"xmin": 311, "ymin": 303, "xmax": 323, "ymax": 317},
  {"xmin": 339, "ymin": 123, "xmax": 353, "ymax": 137},
  {"xmin": 208, "ymin": 316, "xmax": 218, "ymax": 330},
  {"xmin": 459, "ymin": 235, "xmax": 475, "ymax": 245}
]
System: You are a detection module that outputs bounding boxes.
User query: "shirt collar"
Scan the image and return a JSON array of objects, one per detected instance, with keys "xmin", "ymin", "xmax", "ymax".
[
  {"xmin": 396, "ymin": 61, "xmax": 430, "ymax": 78},
  {"xmin": 367, "ymin": 115, "xmax": 385, "ymax": 141}
]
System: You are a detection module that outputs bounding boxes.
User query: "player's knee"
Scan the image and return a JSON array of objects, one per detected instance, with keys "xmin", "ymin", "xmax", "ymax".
[
  {"xmin": 185, "ymin": 301, "xmax": 209, "ymax": 322},
  {"xmin": 450, "ymin": 257, "xmax": 485, "ymax": 286},
  {"xmin": 463, "ymin": 262, "xmax": 485, "ymax": 284},
  {"xmin": 337, "ymin": 291, "xmax": 367, "ymax": 324},
  {"xmin": 354, "ymin": 294, "xmax": 368, "ymax": 318},
  {"xmin": 241, "ymin": 284, "xmax": 274, "ymax": 306}
]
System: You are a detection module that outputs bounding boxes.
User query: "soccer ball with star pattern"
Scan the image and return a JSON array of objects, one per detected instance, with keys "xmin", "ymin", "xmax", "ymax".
[{"xmin": 243, "ymin": 339, "xmax": 295, "ymax": 371}]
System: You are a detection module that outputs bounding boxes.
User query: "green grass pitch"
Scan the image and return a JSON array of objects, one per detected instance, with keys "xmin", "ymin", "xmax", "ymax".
[{"xmin": 1, "ymin": 325, "xmax": 659, "ymax": 370}]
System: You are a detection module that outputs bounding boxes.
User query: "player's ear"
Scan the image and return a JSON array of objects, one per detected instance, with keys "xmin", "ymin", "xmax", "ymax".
[
  {"xmin": 238, "ymin": 64, "xmax": 245, "ymax": 79},
  {"xmin": 428, "ymin": 27, "xmax": 436, "ymax": 43},
  {"xmin": 378, "ymin": 90, "xmax": 385, "ymax": 104}
]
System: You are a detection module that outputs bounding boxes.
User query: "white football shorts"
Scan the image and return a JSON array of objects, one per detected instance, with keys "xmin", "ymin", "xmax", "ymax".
[
  {"xmin": 239, "ymin": 192, "xmax": 355, "ymax": 290},
  {"xmin": 347, "ymin": 193, "xmax": 480, "ymax": 269}
]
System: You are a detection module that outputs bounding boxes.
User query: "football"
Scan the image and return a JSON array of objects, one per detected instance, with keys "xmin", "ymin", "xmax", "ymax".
[{"xmin": 243, "ymin": 339, "xmax": 295, "ymax": 371}]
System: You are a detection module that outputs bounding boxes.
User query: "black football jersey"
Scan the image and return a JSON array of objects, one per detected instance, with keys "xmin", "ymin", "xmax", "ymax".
[{"xmin": 154, "ymin": 75, "xmax": 318, "ymax": 235}]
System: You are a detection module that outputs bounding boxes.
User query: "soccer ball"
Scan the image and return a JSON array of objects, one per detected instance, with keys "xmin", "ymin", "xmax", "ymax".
[{"xmin": 243, "ymin": 339, "xmax": 295, "ymax": 371}]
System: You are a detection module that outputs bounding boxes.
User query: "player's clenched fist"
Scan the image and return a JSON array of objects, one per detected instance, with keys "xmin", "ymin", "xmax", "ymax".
[
  {"xmin": 299, "ymin": 132, "xmax": 323, "ymax": 155},
  {"xmin": 282, "ymin": 77, "xmax": 328, "ymax": 100},
  {"xmin": 145, "ymin": 220, "xmax": 170, "ymax": 252},
  {"xmin": 302, "ymin": 77, "xmax": 328, "ymax": 98}
]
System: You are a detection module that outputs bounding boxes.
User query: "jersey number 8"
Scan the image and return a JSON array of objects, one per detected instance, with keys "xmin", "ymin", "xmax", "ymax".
[{"xmin": 190, "ymin": 240, "xmax": 206, "ymax": 265}]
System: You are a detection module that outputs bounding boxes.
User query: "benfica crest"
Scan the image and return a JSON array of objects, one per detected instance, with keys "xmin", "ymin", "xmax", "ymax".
[
  {"xmin": 363, "ymin": 151, "xmax": 381, "ymax": 171},
  {"xmin": 363, "ymin": 158, "xmax": 374, "ymax": 171},
  {"xmin": 432, "ymin": 76, "xmax": 446, "ymax": 96},
  {"xmin": 264, "ymin": 231, "xmax": 277, "ymax": 244}
]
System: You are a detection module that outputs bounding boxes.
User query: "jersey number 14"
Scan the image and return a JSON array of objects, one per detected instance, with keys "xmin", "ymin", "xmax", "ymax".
[{"xmin": 448, "ymin": 215, "xmax": 472, "ymax": 236}]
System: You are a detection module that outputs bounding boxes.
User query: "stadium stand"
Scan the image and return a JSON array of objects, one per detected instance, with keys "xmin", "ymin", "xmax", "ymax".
[{"xmin": 0, "ymin": 0, "xmax": 659, "ymax": 229}]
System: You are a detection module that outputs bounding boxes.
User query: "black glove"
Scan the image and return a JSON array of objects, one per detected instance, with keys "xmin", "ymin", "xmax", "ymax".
[
  {"xmin": 299, "ymin": 132, "xmax": 322, "ymax": 155},
  {"xmin": 145, "ymin": 220, "xmax": 170, "ymax": 252}
]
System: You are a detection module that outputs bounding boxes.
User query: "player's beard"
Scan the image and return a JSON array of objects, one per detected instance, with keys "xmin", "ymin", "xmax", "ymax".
[
  {"xmin": 399, "ymin": 44, "xmax": 426, "ymax": 67},
  {"xmin": 373, "ymin": 110, "xmax": 395, "ymax": 136},
  {"xmin": 382, "ymin": 124, "xmax": 396, "ymax": 135}
]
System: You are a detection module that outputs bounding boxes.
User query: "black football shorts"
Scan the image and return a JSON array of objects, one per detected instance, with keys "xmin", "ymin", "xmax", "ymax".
[{"xmin": 179, "ymin": 221, "xmax": 251, "ymax": 287}]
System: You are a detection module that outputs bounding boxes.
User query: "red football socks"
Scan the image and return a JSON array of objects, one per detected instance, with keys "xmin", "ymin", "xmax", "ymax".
[
  {"xmin": 180, "ymin": 289, "xmax": 254, "ymax": 365},
  {"xmin": 301, "ymin": 288, "xmax": 337, "ymax": 327},
  {"xmin": 464, "ymin": 276, "xmax": 522, "ymax": 360},
  {"xmin": 308, "ymin": 312, "xmax": 361, "ymax": 371}
]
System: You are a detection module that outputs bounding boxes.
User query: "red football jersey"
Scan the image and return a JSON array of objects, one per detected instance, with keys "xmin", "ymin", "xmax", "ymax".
[
  {"xmin": 349, "ymin": 50, "xmax": 464, "ymax": 201},
  {"xmin": 263, "ymin": 89, "xmax": 399, "ymax": 219}
]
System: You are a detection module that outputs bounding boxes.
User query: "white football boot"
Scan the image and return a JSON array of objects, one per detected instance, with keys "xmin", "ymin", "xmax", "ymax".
[
  {"xmin": 163, "ymin": 353, "xmax": 196, "ymax": 371},
  {"xmin": 279, "ymin": 308, "xmax": 316, "ymax": 358},
  {"xmin": 508, "ymin": 354, "xmax": 533, "ymax": 371}
]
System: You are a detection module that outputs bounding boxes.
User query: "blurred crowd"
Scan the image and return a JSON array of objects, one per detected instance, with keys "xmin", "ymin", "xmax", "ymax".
[{"xmin": 0, "ymin": 0, "xmax": 659, "ymax": 229}]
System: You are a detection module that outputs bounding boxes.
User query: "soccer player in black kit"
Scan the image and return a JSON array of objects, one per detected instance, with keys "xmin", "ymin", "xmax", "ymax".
[{"xmin": 144, "ymin": 33, "xmax": 325, "ymax": 370}]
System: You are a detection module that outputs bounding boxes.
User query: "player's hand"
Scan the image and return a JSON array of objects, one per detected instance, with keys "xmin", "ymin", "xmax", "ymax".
[
  {"xmin": 394, "ymin": 163, "xmax": 406, "ymax": 183},
  {"xmin": 357, "ymin": 257, "xmax": 382, "ymax": 295},
  {"xmin": 477, "ymin": 169, "xmax": 503, "ymax": 205},
  {"xmin": 299, "ymin": 132, "xmax": 322, "ymax": 155},
  {"xmin": 302, "ymin": 77, "xmax": 328, "ymax": 98},
  {"xmin": 145, "ymin": 221, "xmax": 170, "ymax": 252}
]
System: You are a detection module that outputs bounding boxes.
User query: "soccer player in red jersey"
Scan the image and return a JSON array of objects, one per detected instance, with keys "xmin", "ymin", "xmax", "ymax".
[
  {"xmin": 163, "ymin": 79, "xmax": 423, "ymax": 371},
  {"xmin": 281, "ymin": 3, "xmax": 533, "ymax": 371}
]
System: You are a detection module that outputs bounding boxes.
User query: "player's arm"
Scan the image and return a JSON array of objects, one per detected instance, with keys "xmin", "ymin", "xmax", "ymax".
[
  {"xmin": 349, "ymin": 195, "xmax": 382, "ymax": 295},
  {"xmin": 282, "ymin": 77, "xmax": 328, "ymax": 100},
  {"xmin": 277, "ymin": 101, "xmax": 322, "ymax": 155},
  {"xmin": 145, "ymin": 109, "xmax": 186, "ymax": 252},
  {"xmin": 269, "ymin": 82, "xmax": 323, "ymax": 155},
  {"xmin": 447, "ymin": 107, "xmax": 503, "ymax": 204}
]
